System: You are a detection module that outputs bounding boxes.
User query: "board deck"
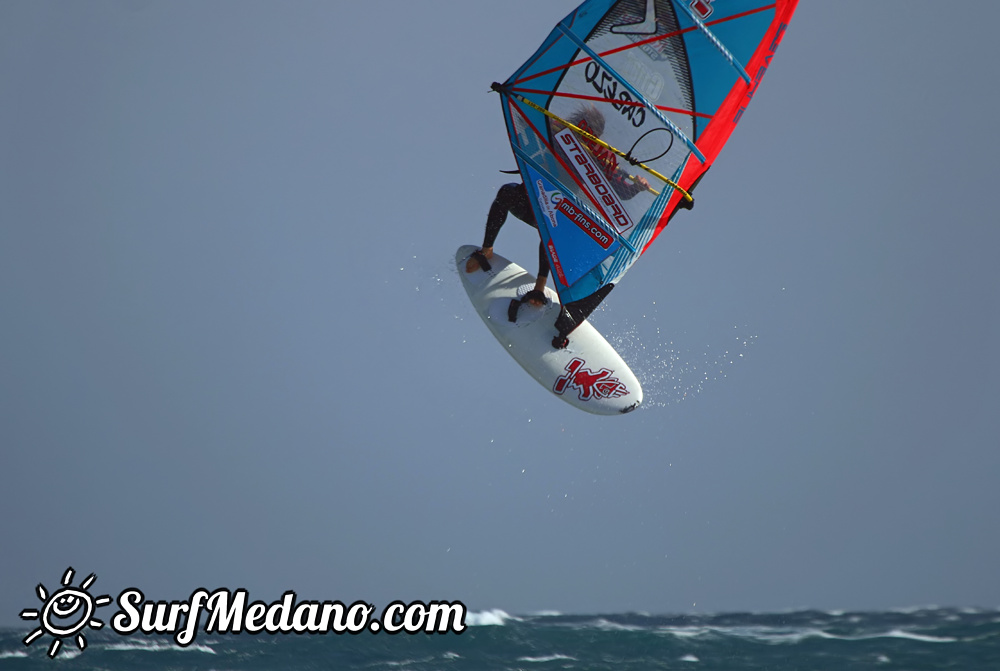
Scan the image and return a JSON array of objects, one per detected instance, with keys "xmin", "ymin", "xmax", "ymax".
[{"xmin": 457, "ymin": 245, "xmax": 642, "ymax": 415}]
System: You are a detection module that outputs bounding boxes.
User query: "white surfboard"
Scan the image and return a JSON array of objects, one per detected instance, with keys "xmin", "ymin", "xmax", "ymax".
[{"xmin": 457, "ymin": 245, "xmax": 642, "ymax": 415}]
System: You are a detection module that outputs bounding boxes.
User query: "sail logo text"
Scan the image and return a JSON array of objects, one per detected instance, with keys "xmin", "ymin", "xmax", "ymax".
[
  {"xmin": 584, "ymin": 62, "xmax": 646, "ymax": 128},
  {"xmin": 557, "ymin": 200, "xmax": 615, "ymax": 250},
  {"xmin": 546, "ymin": 239, "xmax": 568, "ymax": 287},
  {"xmin": 535, "ymin": 178, "xmax": 561, "ymax": 229},
  {"xmin": 556, "ymin": 129, "xmax": 634, "ymax": 234},
  {"xmin": 733, "ymin": 22, "xmax": 788, "ymax": 124}
]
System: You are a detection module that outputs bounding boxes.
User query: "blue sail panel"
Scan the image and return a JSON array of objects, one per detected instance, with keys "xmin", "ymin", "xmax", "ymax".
[{"xmin": 521, "ymin": 164, "xmax": 621, "ymax": 289}]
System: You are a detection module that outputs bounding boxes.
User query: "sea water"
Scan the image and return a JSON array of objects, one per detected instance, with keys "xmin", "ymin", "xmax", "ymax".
[{"xmin": 3, "ymin": 607, "xmax": 998, "ymax": 670}]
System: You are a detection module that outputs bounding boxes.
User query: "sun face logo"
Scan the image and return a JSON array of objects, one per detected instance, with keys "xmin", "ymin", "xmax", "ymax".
[{"xmin": 20, "ymin": 567, "xmax": 112, "ymax": 659}]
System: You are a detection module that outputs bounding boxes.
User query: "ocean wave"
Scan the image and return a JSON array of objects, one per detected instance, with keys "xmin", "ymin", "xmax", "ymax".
[
  {"xmin": 382, "ymin": 656, "xmax": 435, "ymax": 667},
  {"xmin": 102, "ymin": 638, "xmax": 217, "ymax": 654},
  {"xmin": 516, "ymin": 654, "xmax": 577, "ymax": 663},
  {"xmin": 735, "ymin": 627, "xmax": 841, "ymax": 644},
  {"xmin": 878, "ymin": 629, "xmax": 957, "ymax": 643},
  {"xmin": 750, "ymin": 628, "xmax": 956, "ymax": 645},
  {"xmin": 465, "ymin": 609, "xmax": 519, "ymax": 626},
  {"xmin": 659, "ymin": 626, "xmax": 839, "ymax": 644},
  {"xmin": 590, "ymin": 618, "xmax": 647, "ymax": 632},
  {"xmin": 679, "ymin": 654, "xmax": 700, "ymax": 662},
  {"xmin": 655, "ymin": 626, "xmax": 712, "ymax": 639},
  {"xmin": 653, "ymin": 625, "xmax": 959, "ymax": 645},
  {"xmin": 54, "ymin": 647, "xmax": 82, "ymax": 660},
  {"xmin": 888, "ymin": 605, "xmax": 941, "ymax": 615},
  {"xmin": 0, "ymin": 651, "xmax": 28, "ymax": 659}
]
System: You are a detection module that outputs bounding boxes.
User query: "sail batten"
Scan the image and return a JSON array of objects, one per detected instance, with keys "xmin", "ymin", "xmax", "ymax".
[{"xmin": 677, "ymin": 1, "xmax": 752, "ymax": 84}]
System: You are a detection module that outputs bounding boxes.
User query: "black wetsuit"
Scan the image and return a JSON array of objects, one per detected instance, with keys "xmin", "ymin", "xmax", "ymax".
[{"xmin": 482, "ymin": 183, "xmax": 550, "ymax": 279}]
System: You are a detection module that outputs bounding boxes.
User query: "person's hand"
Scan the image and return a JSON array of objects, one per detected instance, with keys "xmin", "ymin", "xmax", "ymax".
[{"xmin": 633, "ymin": 175, "xmax": 651, "ymax": 191}]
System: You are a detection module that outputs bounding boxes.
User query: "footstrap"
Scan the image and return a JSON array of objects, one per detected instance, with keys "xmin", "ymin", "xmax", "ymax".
[
  {"xmin": 470, "ymin": 250, "xmax": 492, "ymax": 272},
  {"xmin": 507, "ymin": 290, "xmax": 549, "ymax": 323},
  {"xmin": 522, "ymin": 289, "xmax": 548, "ymax": 305},
  {"xmin": 507, "ymin": 299, "xmax": 522, "ymax": 323}
]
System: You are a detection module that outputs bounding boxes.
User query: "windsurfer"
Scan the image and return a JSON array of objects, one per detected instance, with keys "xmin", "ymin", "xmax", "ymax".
[{"xmin": 465, "ymin": 105, "xmax": 650, "ymax": 310}]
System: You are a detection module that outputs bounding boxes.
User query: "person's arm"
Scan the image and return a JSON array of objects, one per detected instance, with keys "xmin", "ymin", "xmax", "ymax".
[{"xmin": 608, "ymin": 168, "xmax": 651, "ymax": 200}]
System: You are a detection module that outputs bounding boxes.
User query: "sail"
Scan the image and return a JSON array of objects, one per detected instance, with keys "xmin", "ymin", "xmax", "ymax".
[{"xmin": 495, "ymin": 0, "xmax": 798, "ymax": 307}]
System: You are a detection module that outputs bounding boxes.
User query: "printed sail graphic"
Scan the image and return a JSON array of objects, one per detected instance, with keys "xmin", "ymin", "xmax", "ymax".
[{"xmin": 495, "ymin": 0, "xmax": 798, "ymax": 308}]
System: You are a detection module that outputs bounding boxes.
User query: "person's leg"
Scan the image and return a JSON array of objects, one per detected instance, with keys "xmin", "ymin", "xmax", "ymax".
[{"xmin": 465, "ymin": 183, "xmax": 536, "ymax": 272}]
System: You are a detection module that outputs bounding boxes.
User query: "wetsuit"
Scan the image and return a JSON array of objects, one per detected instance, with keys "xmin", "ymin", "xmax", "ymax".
[{"xmin": 482, "ymin": 183, "xmax": 550, "ymax": 280}]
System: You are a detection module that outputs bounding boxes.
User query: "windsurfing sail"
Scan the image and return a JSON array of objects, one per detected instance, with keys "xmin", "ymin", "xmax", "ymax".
[{"xmin": 494, "ymin": 0, "xmax": 798, "ymax": 335}]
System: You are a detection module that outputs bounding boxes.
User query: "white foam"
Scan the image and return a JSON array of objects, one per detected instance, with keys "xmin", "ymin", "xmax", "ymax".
[
  {"xmin": 726, "ymin": 626, "xmax": 958, "ymax": 645},
  {"xmin": 103, "ymin": 639, "xmax": 216, "ymax": 653},
  {"xmin": 656, "ymin": 626, "xmax": 712, "ymax": 639},
  {"xmin": 517, "ymin": 654, "xmax": 577, "ymax": 663},
  {"xmin": 709, "ymin": 626, "xmax": 959, "ymax": 645},
  {"xmin": 879, "ymin": 630, "xmax": 957, "ymax": 643},
  {"xmin": 383, "ymin": 657, "xmax": 435, "ymax": 667},
  {"xmin": 590, "ymin": 618, "xmax": 645, "ymax": 632},
  {"xmin": 465, "ymin": 609, "xmax": 518, "ymax": 626},
  {"xmin": 888, "ymin": 605, "xmax": 939, "ymax": 614},
  {"xmin": 737, "ymin": 627, "xmax": 839, "ymax": 644},
  {"xmin": 679, "ymin": 654, "xmax": 700, "ymax": 662},
  {"xmin": 657, "ymin": 625, "xmax": 835, "ymax": 644},
  {"xmin": 0, "ymin": 651, "xmax": 28, "ymax": 659}
]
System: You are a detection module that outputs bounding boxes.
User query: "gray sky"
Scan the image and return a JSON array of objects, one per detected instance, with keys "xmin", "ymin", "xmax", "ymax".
[{"xmin": 2, "ymin": 1, "xmax": 998, "ymax": 625}]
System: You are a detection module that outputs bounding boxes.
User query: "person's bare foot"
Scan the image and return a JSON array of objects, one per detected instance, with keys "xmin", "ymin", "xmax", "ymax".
[{"xmin": 465, "ymin": 247, "xmax": 494, "ymax": 273}]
